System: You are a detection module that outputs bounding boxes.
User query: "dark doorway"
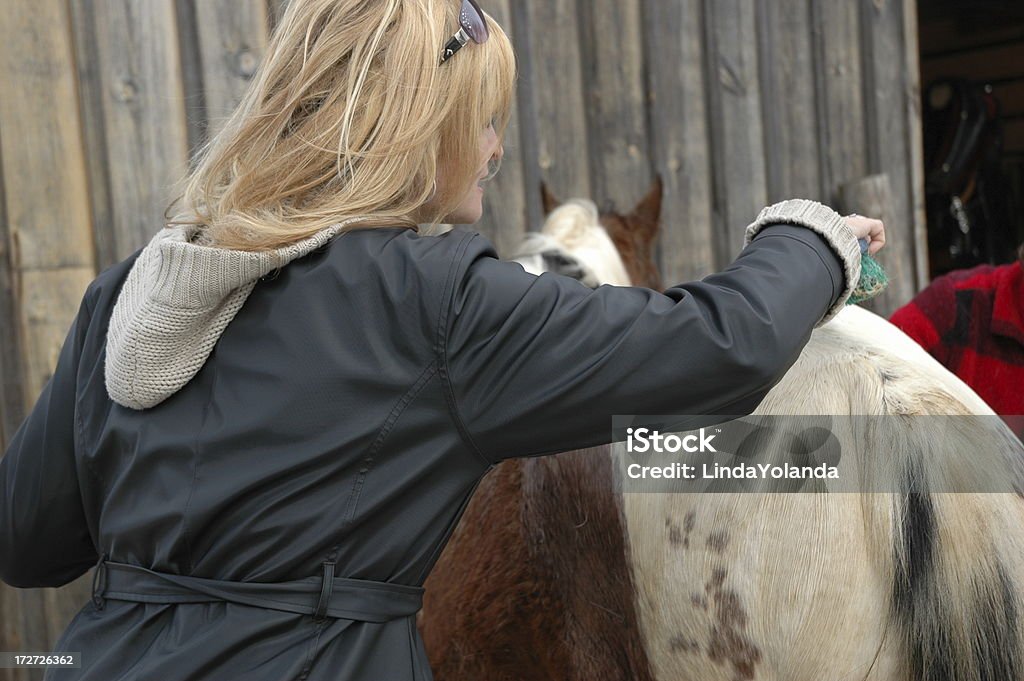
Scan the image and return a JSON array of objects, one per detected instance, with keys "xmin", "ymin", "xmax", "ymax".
[{"xmin": 917, "ymin": 0, "xmax": 1024, "ymax": 277}]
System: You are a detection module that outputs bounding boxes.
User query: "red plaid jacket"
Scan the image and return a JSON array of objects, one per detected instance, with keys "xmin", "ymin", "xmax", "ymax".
[{"xmin": 890, "ymin": 261, "xmax": 1024, "ymax": 425}]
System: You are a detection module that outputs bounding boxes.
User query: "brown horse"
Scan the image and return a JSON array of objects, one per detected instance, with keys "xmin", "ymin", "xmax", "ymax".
[
  {"xmin": 418, "ymin": 184, "xmax": 1024, "ymax": 681},
  {"xmin": 418, "ymin": 181, "xmax": 663, "ymax": 681}
]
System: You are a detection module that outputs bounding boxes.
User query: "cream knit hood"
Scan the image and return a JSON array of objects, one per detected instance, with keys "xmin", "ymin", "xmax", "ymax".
[{"xmin": 106, "ymin": 219, "xmax": 365, "ymax": 410}]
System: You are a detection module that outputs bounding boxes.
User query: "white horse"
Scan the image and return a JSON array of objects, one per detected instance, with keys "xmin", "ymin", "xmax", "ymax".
[
  {"xmin": 624, "ymin": 300, "xmax": 1024, "ymax": 681},
  {"xmin": 554, "ymin": 205, "xmax": 1024, "ymax": 681},
  {"xmin": 422, "ymin": 193, "xmax": 1024, "ymax": 681}
]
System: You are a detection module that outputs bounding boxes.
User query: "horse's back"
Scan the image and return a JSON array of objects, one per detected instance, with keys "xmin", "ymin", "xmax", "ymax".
[
  {"xmin": 808, "ymin": 305, "xmax": 993, "ymax": 415},
  {"xmin": 622, "ymin": 305, "xmax": 1024, "ymax": 681}
]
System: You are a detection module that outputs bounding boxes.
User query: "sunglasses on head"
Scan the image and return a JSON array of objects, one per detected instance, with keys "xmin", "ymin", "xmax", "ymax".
[{"xmin": 439, "ymin": 0, "xmax": 489, "ymax": 65}]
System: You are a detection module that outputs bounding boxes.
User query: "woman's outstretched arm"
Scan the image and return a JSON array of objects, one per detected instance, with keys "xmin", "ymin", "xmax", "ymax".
[{"xmin": 440, "ymin": 203, "xmax": 860, "ymax": 465}]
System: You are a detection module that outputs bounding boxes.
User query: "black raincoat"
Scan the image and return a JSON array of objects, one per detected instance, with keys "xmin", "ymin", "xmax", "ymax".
[{"xmin": 1, "ymin": 223, "xmax": 844, "ymax": 679}]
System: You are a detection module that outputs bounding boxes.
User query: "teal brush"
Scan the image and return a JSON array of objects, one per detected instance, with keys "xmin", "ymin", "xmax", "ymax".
[{"xmin": 848, "ymin": 237, "xmax": 888, "ymax": 305}]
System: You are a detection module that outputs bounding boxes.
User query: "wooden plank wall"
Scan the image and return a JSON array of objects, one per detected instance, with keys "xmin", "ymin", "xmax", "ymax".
[
  {"xmin": 0, "ymin": 1, "xmax": 99, "ymax": 679},
  {"xmin": 0, "ymin": 1, "xmax": 926, "ymax": 674}
]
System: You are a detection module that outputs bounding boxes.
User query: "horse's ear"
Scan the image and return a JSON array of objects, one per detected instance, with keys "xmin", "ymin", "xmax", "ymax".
[
  {"xmin": 630, "ymin": 175, "xmax": 663, "ymax": 228},
  {"xmin": 540, "ymin": 181, "xmax": 561, "ymax": 216}
]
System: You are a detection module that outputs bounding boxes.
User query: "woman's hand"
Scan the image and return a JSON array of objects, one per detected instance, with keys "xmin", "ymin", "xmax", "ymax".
[{"xmin": 843, "ymin": 214, "xmax": 886, "ymax": 256}]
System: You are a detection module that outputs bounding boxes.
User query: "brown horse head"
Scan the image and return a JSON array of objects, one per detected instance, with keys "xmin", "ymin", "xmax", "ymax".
[{"xmin": 540, "ymin": 177, "xmax": 664, "ymax": 290}]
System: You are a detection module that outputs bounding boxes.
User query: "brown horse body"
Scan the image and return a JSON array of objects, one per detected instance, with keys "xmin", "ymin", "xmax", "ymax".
[{"xmin": 420, "ymin": 182, "xmax": 663, "ymax": 681}]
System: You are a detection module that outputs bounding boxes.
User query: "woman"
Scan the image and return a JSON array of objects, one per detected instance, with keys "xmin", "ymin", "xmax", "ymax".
[{"xmin": 0, "ymin": 1, "xmax": 884, "ymax": 679}]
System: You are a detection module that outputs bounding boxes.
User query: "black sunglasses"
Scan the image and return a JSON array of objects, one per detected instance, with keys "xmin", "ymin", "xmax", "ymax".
[{"xmin": 439, "ymin": 0, "xmax": 489, "ymax": 65}]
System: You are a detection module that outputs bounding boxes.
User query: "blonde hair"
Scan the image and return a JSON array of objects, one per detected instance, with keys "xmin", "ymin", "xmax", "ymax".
[{"xmin": 165, "ymin": 0, "xmax": 516, "ymax": 250}]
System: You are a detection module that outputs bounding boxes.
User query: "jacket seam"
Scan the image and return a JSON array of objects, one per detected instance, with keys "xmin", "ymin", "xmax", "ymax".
[
  {"xmin": 298, "ymin": 618, "xmax": 328, "ymax": 680},
  {"xmin": 326, "ymin": 360, "xmax": 438, "ymax": 585},
  {"xmin": 434, "ymin": 231, "xmax": 493, "ymax": 469},
  {"xmin": 75, "ymin": 286, "xmax": 100, "ymax": 479},
  {"xmin": 338, "ymin": 360, "xmax": 440, "ymax": 529},
  {"xmin": 74, "ymin": 287, "xmax": 106, "ymax": 547},
  {"xmin": 77, "ymin": 265, "xmax": 131, "ymax": 487},
  {"xmin": 182, "ymin": 361, "xmax": 216, "ymax": 573}
]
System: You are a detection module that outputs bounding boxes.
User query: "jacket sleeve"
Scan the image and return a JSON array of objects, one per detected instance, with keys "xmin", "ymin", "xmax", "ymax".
[
  {"xmin": 439, "ymin": 224, "xmax": 847, "ymax": 464},
  {"xmin": 1, "ymin": 287, "xmax": 98, "ymax": 588}
]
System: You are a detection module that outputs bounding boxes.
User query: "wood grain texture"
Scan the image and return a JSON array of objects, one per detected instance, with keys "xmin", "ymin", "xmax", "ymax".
[
  {"xmin": 579, "ymin": 0, "xmax": 651, "ymax": 210},
  {"xmin": 89, "ymin": 0, "xmax": 190, "ymax": 260},
  {"xmin": 0, "ymin": 583, "xmax": 16, "ymax": 681},
  {"xmin": 519, "ymin": 0, "xmax": 591, "ymax": 202},
  {"xmin": 174, "ymin": 0, "xmax": 208, "ymax": 162},
  {"xmin": 643, "ymin": 0, "xmax": 714, "ymax": 283},
  {"xmin": 475, "ymin": 0, "xmax": 528, "ymax": 257},
  {"xmin": 703, "ymin": 0, "xmax": 768, "ymax": 264},
  {"xmin": 68, "ymin": 0, "xmax": 118, "ymax": 271},
  {"xmin": 194, "ymin": 0, "xmax": 271, "ymax": 138},
  {"xmin": 813, "ymin": 0, "xmax": 868, "ymax": 204},
  {"xmin": 860, "ymin": 0, "xmax": 919, "ymax": 312},
  {"xmin": 839, "ymin": 173, "xmax": 900, "ymax": 317},
  {"xmin": 0, "ymin": 109, "xmax": 28, "ymax": 681},
  {"xmin": 0, "ymin": 1, "xmax": 95, "ymax": 274},
  {"xmin": 758, "ymin": 0, "xmax": 821, "ymax": 202},
  {"xmin": 0, "ymin": 114, "xmax": 22, "ymax": 458},
  {"xmin": 0, "ymin": 0, "xmax": 98, "ymax": 668},
  {"xmin": 902, "ymin": 0, "xmax": 928, "ymax": 290},
  {"xmin": 507, "ymin": 1, "xmax": 544, "ymax": 235},
  {"xmin": 0, "ymin": 1, "xmax": 97, "ymax": 409}
]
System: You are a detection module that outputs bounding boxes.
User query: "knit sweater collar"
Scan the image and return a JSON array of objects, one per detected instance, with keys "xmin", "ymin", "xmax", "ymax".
[{"xmin": 105, "ymin": 219, "xmax": 365, "ymax": 410}]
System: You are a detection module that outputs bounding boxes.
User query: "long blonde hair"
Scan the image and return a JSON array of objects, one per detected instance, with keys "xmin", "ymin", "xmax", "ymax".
[{"xmin": 165, "ymin": 0, "xmax": 516, "ymax": 250}]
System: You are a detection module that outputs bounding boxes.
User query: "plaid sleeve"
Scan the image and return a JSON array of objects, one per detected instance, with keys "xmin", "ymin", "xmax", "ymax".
[{"xmin": 890, "ymin": 274, "xmax": 957, "ymax": 357}]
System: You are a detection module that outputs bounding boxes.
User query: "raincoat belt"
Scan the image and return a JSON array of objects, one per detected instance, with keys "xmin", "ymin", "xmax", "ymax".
[{"xmin": 90, "ymin": 556, "xmax": 423, "ymax": 623}]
